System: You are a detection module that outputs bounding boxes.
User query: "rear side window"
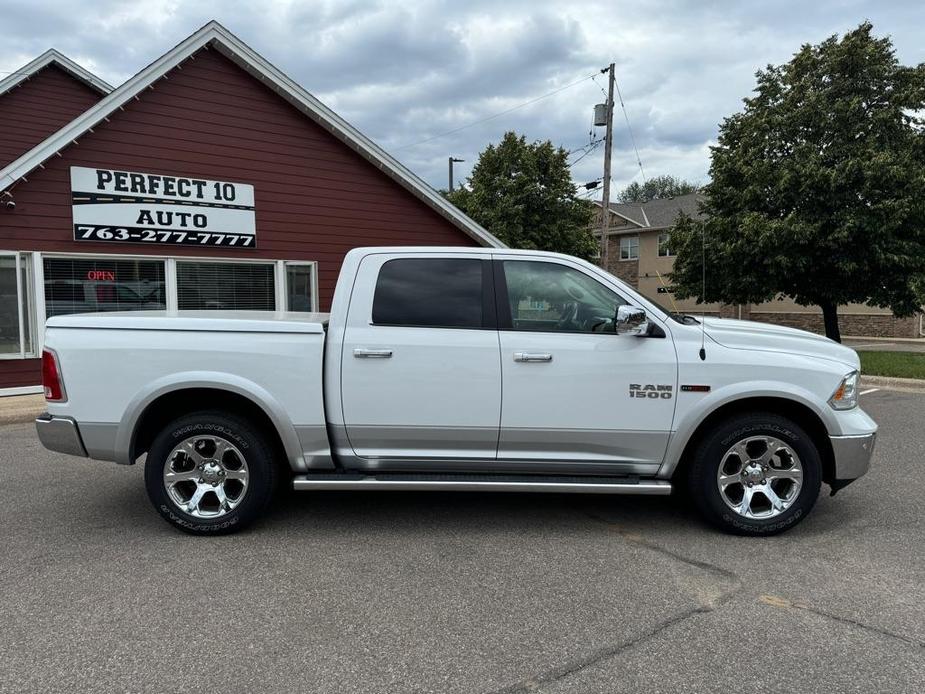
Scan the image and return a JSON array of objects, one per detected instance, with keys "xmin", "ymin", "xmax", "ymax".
[{"xmin": 372, "ymin": 258, "xmax": 484, "ymax": 328}]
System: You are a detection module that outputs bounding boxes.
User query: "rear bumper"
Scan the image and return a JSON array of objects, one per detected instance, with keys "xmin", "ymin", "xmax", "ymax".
[
  {"xmin": 35, "ymin": 413, "xmax": 88, "ymax": 458},
  {"xmin": 829, "ymin": 432, "xmax": 876, "ymax": 483}
]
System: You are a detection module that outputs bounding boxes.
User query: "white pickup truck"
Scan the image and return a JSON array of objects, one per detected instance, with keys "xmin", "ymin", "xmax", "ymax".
[{"xmin": 36, "ymin": 247, "xmax": 876, "ymax": 536}]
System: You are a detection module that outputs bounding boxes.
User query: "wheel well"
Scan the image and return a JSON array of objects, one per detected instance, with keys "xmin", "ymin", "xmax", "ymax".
[
  {"xmin": 672, "ymin": 397, "xmax": 836, "ymax": 484},
  {"xmin": 130, "ymin": 388, "xmax": 288, "ymax": 470}
]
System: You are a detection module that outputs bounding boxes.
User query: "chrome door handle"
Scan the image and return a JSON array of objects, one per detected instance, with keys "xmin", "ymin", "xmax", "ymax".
[
  {"xmin": 353, "ymin": 348, "xmax": 393, "ymax": 358},
  {"xmin": 513, "ymin": 352, "xmax": 552, "ymax": 363}
]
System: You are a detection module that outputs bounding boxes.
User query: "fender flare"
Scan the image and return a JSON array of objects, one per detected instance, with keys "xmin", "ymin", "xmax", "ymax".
[
  {"xmin": 659, "ymin": 380, "xmax": 835, "ymax": 478},
  {"xmin": 114, "ymin": 371, "xmax": 307, "ymax": 470}
]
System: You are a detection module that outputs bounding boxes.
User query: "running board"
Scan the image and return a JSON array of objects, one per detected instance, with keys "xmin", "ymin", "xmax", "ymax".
[{"xmin": 292, "ymin": 473, "xmax": 672, "ymax": 495}]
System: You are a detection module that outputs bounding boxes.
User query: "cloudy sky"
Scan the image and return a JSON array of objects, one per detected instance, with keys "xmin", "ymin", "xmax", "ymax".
[{"xmin": 2, "ymin": 0, "xmax": 923, "ymax": 198}]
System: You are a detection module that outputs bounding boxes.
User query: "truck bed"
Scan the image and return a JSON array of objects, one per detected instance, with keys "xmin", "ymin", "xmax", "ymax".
[{"xmin": 43, "ymin": 310, "xmax": 331, "ymax": 469}]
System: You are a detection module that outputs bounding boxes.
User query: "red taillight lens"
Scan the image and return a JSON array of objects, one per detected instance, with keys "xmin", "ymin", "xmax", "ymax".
[{"xmin": 42, "ymin": 349, "xmax": 66, "ymax": 402}]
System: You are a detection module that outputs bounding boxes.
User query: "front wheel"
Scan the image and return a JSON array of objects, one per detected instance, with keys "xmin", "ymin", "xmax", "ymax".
[
  {"xmin": 144, "ymin": 411, "xmax": 277, "ymax": 535},
  {"xmin": 687, "ymin": 413, "xmax": 822, "ymax": 536}
]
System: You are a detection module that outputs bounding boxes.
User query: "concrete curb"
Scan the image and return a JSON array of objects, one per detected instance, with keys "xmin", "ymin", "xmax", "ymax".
[
  {"xmin": 0, "ymin": 394, "xmax": 46, "ymax": 426},
  {"xmin": 861, "ymin": 375, "xmax": 925, "ymax": 394}
]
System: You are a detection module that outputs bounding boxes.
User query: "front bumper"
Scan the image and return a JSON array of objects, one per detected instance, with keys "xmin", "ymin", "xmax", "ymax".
[
  {"xmin": 829, "ymin": 432, "xmax": 876, "ymax": 488},
  {"xmin": 35, "ymin": 413, "xmax": 88, "ymax": 458}
]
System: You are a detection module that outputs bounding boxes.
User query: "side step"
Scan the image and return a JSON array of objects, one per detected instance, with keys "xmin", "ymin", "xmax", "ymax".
[{"xmin": 292, "ymin": 473, "xmax": 672, "ymax": 495}]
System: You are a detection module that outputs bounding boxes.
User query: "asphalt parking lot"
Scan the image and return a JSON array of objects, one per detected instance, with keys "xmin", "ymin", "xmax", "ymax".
[{"xmin": 1, "ymin": 389, "xmax": 923, "ymax": 693}]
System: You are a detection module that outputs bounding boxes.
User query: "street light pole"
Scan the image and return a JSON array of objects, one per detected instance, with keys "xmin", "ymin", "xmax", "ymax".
[
  {"xmin": 448, "ymin": 157, "xmax": 464, "ymax": 192},
  {"xmin": 599, "ymin": 63, "xmax": 615, "ymax": 269}
]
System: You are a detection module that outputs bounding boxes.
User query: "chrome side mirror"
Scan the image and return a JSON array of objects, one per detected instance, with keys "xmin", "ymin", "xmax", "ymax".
[{"xmin": 615, "ymin": 305, "xmax": 648, "ymax": 335}]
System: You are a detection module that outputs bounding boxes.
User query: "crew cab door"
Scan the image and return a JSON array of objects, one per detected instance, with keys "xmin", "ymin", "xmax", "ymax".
[
  {"xmin": 339, "ymin": 253, "xmax": 501, "ymax": 464},
  {"xmin": 494, "ymin": 255, "xmax": 677, "ymax": 474}
]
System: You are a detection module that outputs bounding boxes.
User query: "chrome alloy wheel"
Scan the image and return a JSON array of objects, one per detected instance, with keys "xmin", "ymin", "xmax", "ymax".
[
  {"xmin": 717, "ymin": 435, "xmax": 803, "ymax": 520},
  {"xmin": 163, "ymin": 435, "xmax": 249, "ymax": 518}
]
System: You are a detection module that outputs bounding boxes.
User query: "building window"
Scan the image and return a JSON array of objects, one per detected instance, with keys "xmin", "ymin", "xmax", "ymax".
[
  {"xmin": 177, "ymin": 261, "xmax": 275, "ymax": 311},
  {"xmin": 620, "ymin": 236, "xmax": 639, "ymax": 260},
  {"xmin": 286, "ymin": 263, "xmax": 314, "ymax": 312},
  {"xmin": 44, "ymin": 257, "xmax": 166, "ymax": 319},
  {"xmin": 372, "ymin": 258, "xmax": 484, "ymax": 328},
  {"xmin": 658, "ymin": 233, "xmax": 672, "ymax": 257},
  {"xmin": 1, "ymin": 253, "xmax": 36, "ymax": 358}
]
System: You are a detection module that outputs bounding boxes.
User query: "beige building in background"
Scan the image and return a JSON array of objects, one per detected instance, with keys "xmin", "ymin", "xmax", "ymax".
[{"xmin": 592, "ymin": 194, "xmax": 924, "ymax": 339}]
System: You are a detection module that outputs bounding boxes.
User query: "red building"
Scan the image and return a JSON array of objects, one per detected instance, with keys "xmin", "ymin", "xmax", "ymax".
[{"xmin": 0, "ymin": 22, "xmax": 501, "ymax": 394}]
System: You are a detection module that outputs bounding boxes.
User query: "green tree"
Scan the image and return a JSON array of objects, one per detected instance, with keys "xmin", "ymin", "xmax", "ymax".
[
  {"xmin": 445, "ymin": 132, "xmax": 596, "ymax": 259},
  {"xmin": 617, "ymin": 175, "xmax": 700, "ymax": 203},
  {"xmin": 670, "ymin": 22, "xmax": 925, "ymax": 342}
]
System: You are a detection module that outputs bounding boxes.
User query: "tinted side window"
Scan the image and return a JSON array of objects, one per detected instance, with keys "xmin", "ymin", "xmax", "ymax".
[
  {"xmin": 372, "ymin": 258, "xmax": 484, "ymax": 328},
  {"xmin": 502, "ymin": 260, "xmax": 627, "ymax": 333}
]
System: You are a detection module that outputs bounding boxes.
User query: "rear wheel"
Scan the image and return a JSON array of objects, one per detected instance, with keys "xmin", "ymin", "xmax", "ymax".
[
  {"xmin": 687, "ymin": 413, "xmax": 822, "ymax": 535},
  {"xmin": 144, "ymin": 411, "xmax": 276, "ymax": 535}
]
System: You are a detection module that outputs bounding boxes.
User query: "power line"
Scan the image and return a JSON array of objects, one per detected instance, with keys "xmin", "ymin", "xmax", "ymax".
[
  {"xmin": 395, "ymin": 71, "xmax": 600, "ymax": 150},
  {"xmin": 567, "ymin": 137, "xmax": 604, "ymax": 157},
  {"xmin": 614, "ymin": 74, "xmax": 646, "ymax": 181},
  {"xmin": 568, "ymin": 140, "xmax": 603, "ymax": 167}
]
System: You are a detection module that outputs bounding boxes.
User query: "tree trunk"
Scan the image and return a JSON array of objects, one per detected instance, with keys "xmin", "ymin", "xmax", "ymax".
[{"xmin": 821, "ymin": 302, "xmax": 841, "ymax": 342}]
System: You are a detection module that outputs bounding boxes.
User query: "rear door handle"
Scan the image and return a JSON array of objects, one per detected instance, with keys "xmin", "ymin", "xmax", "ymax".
[
  {"xmin": 353, "ymin": 348, "xmax": 393, "ymax": 358},
  {"xmin": 513, "ymin": 352, "xmax": 553, "ymax": 363}
]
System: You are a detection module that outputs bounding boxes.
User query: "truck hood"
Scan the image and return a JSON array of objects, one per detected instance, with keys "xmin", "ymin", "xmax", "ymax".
[{"xmin": 702, "ymin": 317, "xmax": 859, "ymax": 370}]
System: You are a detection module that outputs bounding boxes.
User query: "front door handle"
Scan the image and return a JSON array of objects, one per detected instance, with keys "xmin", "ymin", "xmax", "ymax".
[
  {"xmin": 354, "ymin": 348, "xmax": 393, "ymax": 358},
  {"xmin": 513, "ymin": 352, "xmax": 553, "ymax": 363}
]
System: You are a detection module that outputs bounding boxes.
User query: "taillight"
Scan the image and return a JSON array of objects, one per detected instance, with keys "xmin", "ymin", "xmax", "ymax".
[{"xmin": 42, "ymin": 349, "xmax": 67, "ymax": 402}]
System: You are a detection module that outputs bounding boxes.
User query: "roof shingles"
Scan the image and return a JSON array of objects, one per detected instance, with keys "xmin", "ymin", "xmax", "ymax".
[{"xmin": 605, "ymin": 192, "xmax": 705, "ymax": 229}]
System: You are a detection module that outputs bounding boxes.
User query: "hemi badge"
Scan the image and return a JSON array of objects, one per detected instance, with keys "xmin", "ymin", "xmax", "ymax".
[{"xmin": 681, "ymin": 385, "xmax": 711, "ymax": 392}]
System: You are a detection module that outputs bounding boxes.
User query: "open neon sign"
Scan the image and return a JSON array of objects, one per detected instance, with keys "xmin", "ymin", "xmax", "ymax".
[{"xmin": 86, "ymin": 270, "xmax": 115, "ymax": 281}]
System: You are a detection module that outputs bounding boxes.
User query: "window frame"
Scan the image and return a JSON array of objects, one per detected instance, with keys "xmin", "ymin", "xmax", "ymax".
[
  {"xmin": 0, "ymin": 251, "xmax": 37, "ymax": 360},
  {"xmin": 493, "ymin": 258, "xmax": 629, "ymax": 335},
  {"xmin": 619, "ymin": 235, "xmax": 639, "ymax": 261},
  {"xmin": 370, "ymin": 257, "xmax": 497, "ymax": 330},
  {"xmin": 284, "ymin": 261, "xmax": 319, "ymax": 313},
  {"xmin": 657, "ymin": 232, "xmax": 672, "ymax": 257}
]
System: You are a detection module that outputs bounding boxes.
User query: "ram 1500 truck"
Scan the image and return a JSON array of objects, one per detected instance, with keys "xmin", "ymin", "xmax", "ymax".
[{"xmin": 35, "ymin": 247, "xmax": 877, "ymax": 536}]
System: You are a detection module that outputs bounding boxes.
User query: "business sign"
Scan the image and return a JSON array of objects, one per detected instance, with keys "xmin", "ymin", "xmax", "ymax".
[{"xmin": 71, "ymin": 167, "xmax": 256, "ymax": 248}]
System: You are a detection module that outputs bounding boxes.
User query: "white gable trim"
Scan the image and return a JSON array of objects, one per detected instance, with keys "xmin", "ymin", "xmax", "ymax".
[
  {"xmin": 0, "ymin": 23, "xmax": 504, "ymax": 248},
  {"xmin": 0, "ymin": 49, "xmax": 112, "ymax": 98}
]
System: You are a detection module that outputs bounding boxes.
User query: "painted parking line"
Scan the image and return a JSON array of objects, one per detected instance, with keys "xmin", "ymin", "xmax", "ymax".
[{"xmin": 860, "ymin": 388, "xmax": 880, "ymax": 395}]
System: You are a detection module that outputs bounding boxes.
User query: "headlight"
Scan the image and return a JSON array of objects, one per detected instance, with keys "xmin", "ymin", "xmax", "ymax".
[{"xmin": 829, "ymin": 371, "xmax": 859, "ymax": 410}]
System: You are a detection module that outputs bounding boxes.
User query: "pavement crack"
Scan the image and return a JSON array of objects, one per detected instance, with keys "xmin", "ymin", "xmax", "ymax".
[
  {"xmin": 759, "ymin": 595, "xmax": 925, "ymax": 650},
  {"xmin": 586, "ymin": 512, "xmax": 743, "ymax": 606},
  {"xmin": 487, "ymin": 515, "xmax": 745, "ymax": 693},
  {"xmin": 488, "ymin": 605, "xmax": 709, "ymax": 694}
]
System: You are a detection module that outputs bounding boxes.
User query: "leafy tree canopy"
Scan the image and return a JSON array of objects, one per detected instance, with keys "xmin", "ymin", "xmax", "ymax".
[
  {"xmin": 669, "ymin": 22, "xmax": 925, "ymax": 341},
  {"xmin": 617, "ymin": 175, "xmax": 700, "ymax": 203},
  {"xmin": 445, "ymin": 132, "xmax": 597, "ymax": 259}
]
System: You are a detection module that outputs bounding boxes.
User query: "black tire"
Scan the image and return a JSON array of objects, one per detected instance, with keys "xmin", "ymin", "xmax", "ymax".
[
  {"xmin": 686, "ymin": 412, "xmax": 822, "ymax": 536},
  {"xmin": 144, "ymin": 410, "xmax": 277, "ymax": 535}
]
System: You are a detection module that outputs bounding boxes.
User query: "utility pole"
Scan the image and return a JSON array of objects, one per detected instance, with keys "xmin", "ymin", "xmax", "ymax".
[
  {"xmin": 448, "ymin": 157, "xmax": 464, "ymax": 191},
  {"xmin": 599, "ymin": 63, "xmax": 615, "ymax": 269}
]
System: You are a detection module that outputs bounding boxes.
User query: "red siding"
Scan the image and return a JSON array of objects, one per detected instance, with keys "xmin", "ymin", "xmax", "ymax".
[
  {"xmin": 0, "ymin": 358, "xmax": 40, "ymax": 388},
  {"xmin": 0, "ymin": 49, "xmax": 478, "ymax": 311},
  {"xmin": 0, "ymin": 65, "xmax": 102, "ymax": 168}
]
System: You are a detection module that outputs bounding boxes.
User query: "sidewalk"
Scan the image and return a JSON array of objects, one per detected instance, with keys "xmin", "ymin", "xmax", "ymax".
[
  {"xmin": 844, "ymin": 337, "xmax": 925, "ymax": 353},
  {"xmin": 0, "ymin": 394, "xmax": 45, "ymax": 426}
]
